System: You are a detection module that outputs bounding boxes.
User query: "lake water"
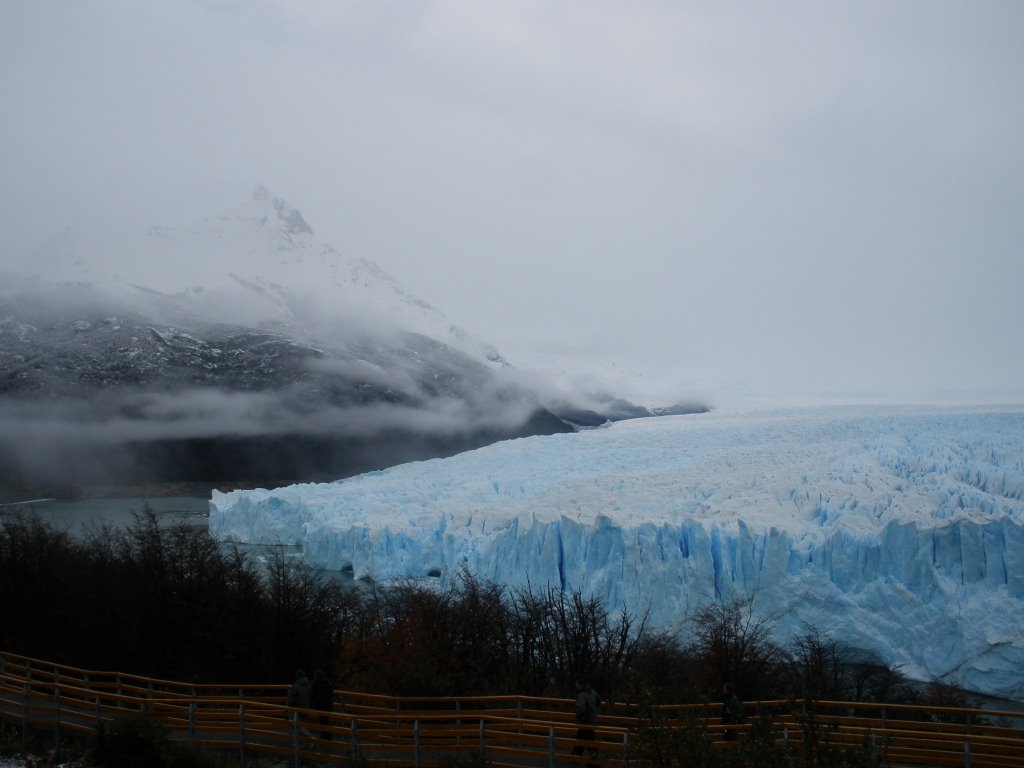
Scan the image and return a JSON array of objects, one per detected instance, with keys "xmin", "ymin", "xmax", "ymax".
[{"xmin": 0, "ymin": 496, "xmax": 212, "ymax": 535}]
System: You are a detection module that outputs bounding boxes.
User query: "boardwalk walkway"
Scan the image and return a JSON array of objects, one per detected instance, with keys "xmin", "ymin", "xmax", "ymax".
[{"xmin": 2, "ymin": 651, "xmax": 1023, "ymax": 767}]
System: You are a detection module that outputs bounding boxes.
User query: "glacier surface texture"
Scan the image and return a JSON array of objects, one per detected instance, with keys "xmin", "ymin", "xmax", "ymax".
[{"xmin": 209, "ymin": 405, "xmax": 1024, "ymax": 700}]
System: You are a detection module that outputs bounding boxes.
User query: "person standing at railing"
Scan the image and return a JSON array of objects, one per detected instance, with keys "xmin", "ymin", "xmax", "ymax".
[
  {"xmin": 287, "ymin": 669, "xmax": 313, "ymax": 736},
  {"xmin": 311, "ymin": 668, "xmax": 334, "ymax": 740},
  {"xmin": 572, "ymin": 675, "xmax": 601, "ymax": 767},
  {"xmin": 721, "ymin": 682, "xmax": 742, "ymax": 741}
]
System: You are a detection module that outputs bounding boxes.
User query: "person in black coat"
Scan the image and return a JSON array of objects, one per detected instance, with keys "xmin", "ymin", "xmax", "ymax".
[
  {"xmin": 721, "ymin": 682, "xmax": 742, "ymax": 741},
  {"xmin": 311, "ymin": 668, "xmax": 334, "ymax": 740},
  {"xmin": 287, "ymin": 669, "xmax": 313, "ymax": 736},
  {"xmin": 572, "ymin": 675, "xmax": 601, "ymax": 765},
  {"xmin": 287, "ymin": 669, "xmax": 312, "ymax": 709}
]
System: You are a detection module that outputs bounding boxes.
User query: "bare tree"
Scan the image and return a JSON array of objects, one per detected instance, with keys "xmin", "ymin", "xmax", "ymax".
[
  {"xmin": 785, "ymin": 626, "xmax": 850, "ymax": 700},
  {"xmin": 686, "ymin": 598, "xmax": 783, "ymax": 700}
]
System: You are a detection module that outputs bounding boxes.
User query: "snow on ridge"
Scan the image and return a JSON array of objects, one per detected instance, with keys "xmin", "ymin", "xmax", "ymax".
[
  {"xmin": 14, "ymin": 188, "xmax": 502, "ymax": 367},
  {"xmin": 147, "ymin": 189, "xmax": 479, "ymax": 356},
  {"xmin": 209, "ymin": 404, "xmax": 1024, "ymax": 700}
]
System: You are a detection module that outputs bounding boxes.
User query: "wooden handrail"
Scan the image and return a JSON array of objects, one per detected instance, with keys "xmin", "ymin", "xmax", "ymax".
[{"xmin": 2, "ymin": 649, "xmax": 1022, "ymax": 768}]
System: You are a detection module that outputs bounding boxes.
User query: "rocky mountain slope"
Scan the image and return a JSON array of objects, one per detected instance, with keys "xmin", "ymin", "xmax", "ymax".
[{"xmin": 0, "ymin": 190, "xmax": 572, "ymax": 497}]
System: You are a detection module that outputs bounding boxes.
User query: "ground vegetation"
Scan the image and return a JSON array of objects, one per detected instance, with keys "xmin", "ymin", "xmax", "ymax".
[{"xmin": 0, "ymin": 510, "xmax": 971, "ymax": 711}]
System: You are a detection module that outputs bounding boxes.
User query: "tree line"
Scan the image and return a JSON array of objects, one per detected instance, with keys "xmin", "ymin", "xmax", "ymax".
[{"xmin": 0, "ymin": 509, "xmax": 972, "ymax": 711}]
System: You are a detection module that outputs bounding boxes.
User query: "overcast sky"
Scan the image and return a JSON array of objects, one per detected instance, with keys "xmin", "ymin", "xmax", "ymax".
[{"xmin": 2, "ymin": 1, "xmax": 1022, "ymax": 407}]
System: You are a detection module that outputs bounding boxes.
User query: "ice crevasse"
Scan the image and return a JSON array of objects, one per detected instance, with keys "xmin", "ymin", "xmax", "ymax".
[{"xmin": 210, "ymin": 405, "xmax": 1024, "ymax": 701}]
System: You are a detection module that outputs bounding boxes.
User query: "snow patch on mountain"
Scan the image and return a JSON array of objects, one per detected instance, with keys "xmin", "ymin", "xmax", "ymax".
[{"xmin": 12, "ymin": 187, "xmax": 504, "ymax": 369}]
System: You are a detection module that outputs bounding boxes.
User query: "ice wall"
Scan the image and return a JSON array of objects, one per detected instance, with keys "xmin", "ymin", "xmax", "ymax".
[{"xmin": 209, "ymin": 405, "xmax": 1024, "ymax": 700}]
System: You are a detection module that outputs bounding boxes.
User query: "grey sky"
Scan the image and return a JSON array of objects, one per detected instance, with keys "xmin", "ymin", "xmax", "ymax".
[{"xmin": 2, "ymin": 1, "xmax": 1022, "ymax": 406}]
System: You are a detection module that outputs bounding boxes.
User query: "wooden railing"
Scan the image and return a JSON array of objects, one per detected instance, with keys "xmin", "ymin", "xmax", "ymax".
[{"xmin": 2, "ymin": 651, "xmax": 1023, "ymax": 767}]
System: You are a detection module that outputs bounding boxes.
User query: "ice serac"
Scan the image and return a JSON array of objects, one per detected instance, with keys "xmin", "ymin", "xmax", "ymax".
[{"xmin": 209, "ymin": 405, "xmax": 1024, "ymax": 701}]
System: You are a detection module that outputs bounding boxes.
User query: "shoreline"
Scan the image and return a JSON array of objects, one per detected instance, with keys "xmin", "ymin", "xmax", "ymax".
[{"xmin": 0, "ymin": 480, "xmax": 280, "ymax": 506}]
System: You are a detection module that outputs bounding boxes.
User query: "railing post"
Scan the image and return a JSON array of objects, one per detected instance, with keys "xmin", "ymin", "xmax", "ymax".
[
  {"xmin": 622, "ymin": 731, "xmax": 630, "ymax": 768},
  {"xmin": 414, "ymin": 720, "xmax": 421, "ymax": 768},
  {"xmin": 964, "ymin": 739, "xmax": 973, "ymax": 768},
  {"xmin": 239, "ymin": 703, "xmax": 246, "ymax": 768},
  {"xmin": 188, "ymin": 702, "xmax": 197, "ymax": 738},
  {"xmin": 116, "ymin": 674, "xmax": 123, "ymax": 708},
  {"xmin": 95, "ymin": 697, "xmax": 103, "ymax": 731},
  {"xmin": 350, "ymin": 719, "xmax": 358, "ymax": 755},
  {"xmin": 52, "ymin": 688, "xmax": 61, "ymax": 759},
  {"xmin": 479, "ymin": 719, "xmax": 486, "ymax": 761},
  {"xmin": 456, "ymin": 700, "xmax": 462, "ymax": 748},
  {"xmin": 548, "ymin": 726, "xmax": 555, "ymax": 768},
  {"xmin": 21, "ymin": 685, "xmax": 29, "ymax": 748},
  {"xmin": 292, "ymin": 711, "xmax": 301, "ymax": 768}
]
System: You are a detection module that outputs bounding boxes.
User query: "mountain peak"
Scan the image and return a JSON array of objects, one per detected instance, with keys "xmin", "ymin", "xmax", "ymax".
[
  {"xmin": 272, "ymin": 196, "xmax": 313, "ymax": 237},
  {"xmin": 251, "ymin": 184, "xmax": 314, "ymax": 237},
  {"xmin": 14, "ymin": 189, "xmax": 501, "ymax": 368}
]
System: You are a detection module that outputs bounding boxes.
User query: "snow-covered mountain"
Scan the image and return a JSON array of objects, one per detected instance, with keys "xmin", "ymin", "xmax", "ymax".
[
  {"xmin": 209, "ymin": 404, "xmax": 1024, "ymax": 701},
  {"xmin": 21, "ymin": 186, "xmax": 507, "ymax": 364},
  {"xmin": 0, "ymin": 188, "xmax": 573, "ymax": 494}
]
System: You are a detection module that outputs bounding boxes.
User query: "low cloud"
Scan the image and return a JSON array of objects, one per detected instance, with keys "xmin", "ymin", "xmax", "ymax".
[
  {"xmin": 0, "ymin": 379, "xmax": 546, "ymax": 491},
  {"xmin": 0, "ymin": 382, "xmax": 540, "ymax": 443}
]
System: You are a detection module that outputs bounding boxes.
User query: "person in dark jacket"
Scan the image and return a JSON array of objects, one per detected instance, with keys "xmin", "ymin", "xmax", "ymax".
[
  {"xmin": 287, "ymin": 669, "xmax": 313, "ymax": 735},
  {"xmin": 721, "ymin": 682, "xmax": 742, "ymax": 741},
  {"xmin": 288, "ymin": 669, "xmax": 313, "ymax": 708},
  {"xmin": 572, "ymin": 675, "xmax": 601, "ymax": 765},
  {"xmin": 311, "ymin": 668, "xmax": 334, "ymax": 740}
]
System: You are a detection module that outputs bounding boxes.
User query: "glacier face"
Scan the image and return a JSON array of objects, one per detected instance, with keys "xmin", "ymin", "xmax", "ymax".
[{"xmin": 209, "ymin": 405, "xmax": 1024, "ymax": 700}]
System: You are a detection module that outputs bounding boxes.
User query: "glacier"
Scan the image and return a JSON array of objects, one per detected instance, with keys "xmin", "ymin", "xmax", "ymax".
[{"xmin": 209, "ymin": 404, "xmax": 1024, "ymax": 701}]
